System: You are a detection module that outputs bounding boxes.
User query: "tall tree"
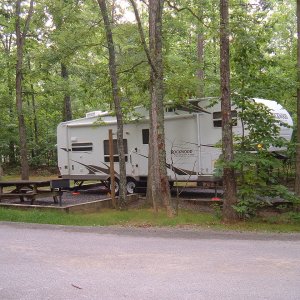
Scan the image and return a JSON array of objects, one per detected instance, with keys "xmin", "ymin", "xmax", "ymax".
[
  {"xmin": 129, "ymin": 0, "xmax": 175, "ymax": 215},
  {"xmin": 147, "ymin": 0, "xmax": 175, "ymax": 216},
  {"xmin": 0, "ymin": 3, "xmax": 17, "ymax": 166},
  {"xmin": 61, "ymin": 61, "xmax": 72, "ymax": 121},
  {"xmin": 295, "ymin": 0, "xmax": 300, "ymax": 196},
  {"xmin": 97, "ymin": 0, "xmax": 127, "ymax": 208},
  {"xmin": 15, "ymin": 0, "xmax": 34, "ymax": 179},
  {"xmin": 50, "ymin": 0, "xmax": 73, "ymax": 121},
  {"xmin": 197, "ymin": 0, "xmax": 205, "ymax": 98},
  {"xmin": 220, "ymin": 0, "xmax": 238, "ymax": 221}
]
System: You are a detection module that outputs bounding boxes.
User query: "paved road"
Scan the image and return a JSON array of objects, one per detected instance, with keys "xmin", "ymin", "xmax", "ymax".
[{"xmin": 0, "ymin": 222, "xmax": 300, "ymax": 300}]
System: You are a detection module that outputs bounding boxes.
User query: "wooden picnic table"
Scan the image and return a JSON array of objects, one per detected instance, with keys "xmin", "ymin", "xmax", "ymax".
[{"xmin": 0, "ymin": 179, "xmax": 69, "ymax": 206}]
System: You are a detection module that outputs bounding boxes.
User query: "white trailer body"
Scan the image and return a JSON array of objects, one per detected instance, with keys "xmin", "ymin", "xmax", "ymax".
[{"xmin": 57, "ymin": 98, "xmax": 293, "ymax": 191}]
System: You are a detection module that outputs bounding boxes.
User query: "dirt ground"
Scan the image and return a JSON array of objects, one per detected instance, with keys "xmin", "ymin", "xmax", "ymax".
[
  {"xmin": 0, "ymin": 185, "xmax": 110, "ymax": 207},
  {"xmin": 0, "ymin": 185, "xmax": 220, "ymax": 209}
]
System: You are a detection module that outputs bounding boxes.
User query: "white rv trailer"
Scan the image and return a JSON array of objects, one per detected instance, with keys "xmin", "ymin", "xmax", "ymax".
[{"xmin": 57, "ymin": 98, "xmax": 293, "ymax": 193}]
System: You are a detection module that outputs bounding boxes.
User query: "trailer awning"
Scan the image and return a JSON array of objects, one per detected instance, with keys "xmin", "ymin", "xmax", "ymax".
[{"xmin": 176, "ymin": 102, "xmax": 211, "ymax": 114}]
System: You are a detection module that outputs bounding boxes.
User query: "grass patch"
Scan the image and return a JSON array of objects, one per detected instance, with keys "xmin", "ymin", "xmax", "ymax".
[
  {"xmin": 0, "ymin": 208, "xmax": 218, "ymax": 227},
  {"xmin": 0, "ymin": 207, "xmax": 300, "ymax": 232}
]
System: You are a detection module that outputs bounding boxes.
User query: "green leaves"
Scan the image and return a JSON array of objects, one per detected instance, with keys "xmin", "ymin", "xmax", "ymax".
[
  {"xmin": 234, "ymin": 96, "xmax": 284, "ymax": 150},
  {"xmin": 215, "ymin": 95, "xmax": 296, "ymax": 218}
]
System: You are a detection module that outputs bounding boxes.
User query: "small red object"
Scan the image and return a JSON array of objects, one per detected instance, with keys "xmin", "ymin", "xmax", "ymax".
[
  {"xmin": 211, "ymin": 197, "xmax": 221, "ymax": 201},
  {"xmin": 72, "ymin": 192, "xmax": 80, "ymax": 195}
]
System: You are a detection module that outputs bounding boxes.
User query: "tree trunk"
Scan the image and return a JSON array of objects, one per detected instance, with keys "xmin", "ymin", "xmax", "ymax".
[
  {"xmin": 27, "ymin": 58, "xmax": 39, "ymax": 151},
  {"xmin": 197, "ymin": 0, "xmax": 205, "ymax": 98},
  {"xmin": 147, "ymin": 0, "xmax": 175, "ymax": 216},
  {"xmin": 9, "ymin": 87, "xmax": 16, "ymax": 166},
  {"xmin": 220, "ymin": 0, "xmax": 238, "ymax": 221},
  {"xmin": 4, "ymin": 34, "xmax": 16, "ymax": 166},
  {"xmin": 30, "ymin": 83, "xmax": 39, "ymax": 146},
  {"xmin": 97, "ymin": 0, "xmax": 127, "ymax": 208},
  {"xmin": 61, "ymin": 63, "xmax": 72, "ymax": 121},
  {"xmin": 50, "ymin": 1, "xmax": 73, "ymax": 122},
  {"xmin": 295, "ymin": 0, "xmax": 300, "ymax": 196},
  {"xmin": 15, "ymin": 0, "xmax": 34, "ymax": 180},
  {"xmin": 197, "ymin": 33, "xmax": 205, "ymax": 97}
]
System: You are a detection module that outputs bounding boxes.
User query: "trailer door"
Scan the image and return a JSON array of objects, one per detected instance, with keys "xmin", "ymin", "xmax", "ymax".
[
  {"xmin": 197, "ymin": 113, "xmax": 219, "ymax": 175},
  {"xmin": 129, "ymin": 127, "xmax": 149, "ymax": 178}
]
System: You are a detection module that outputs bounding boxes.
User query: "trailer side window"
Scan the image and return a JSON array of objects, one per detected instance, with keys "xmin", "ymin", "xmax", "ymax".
[
  {"xmin": 103, "ymin": 139, "xmax": 128, "ymax": 162},
  {"xmin": 72, "ymin": 142, "xmax": 93, "ymax": 152},
  {"xmin": 142, "ymin": 129, "xmax": 149, "ymax": 144},
  {"xmin": 165, "ymin": 107, "xmax": 175, "ymax": 113},
  {"xmin": 213, "ymin": 110, "xmax": 237, "ymax": 127}
]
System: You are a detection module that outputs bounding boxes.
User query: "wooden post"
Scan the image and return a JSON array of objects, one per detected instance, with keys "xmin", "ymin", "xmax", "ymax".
[{"xmin": 109, "ymin": 129, "xmax": 116, "ymax": 208}]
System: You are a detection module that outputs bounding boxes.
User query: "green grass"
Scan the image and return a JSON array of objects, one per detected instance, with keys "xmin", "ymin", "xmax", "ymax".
[
  {"xmin": 0, "ymin": 207, "xmax": 300, "ymax": 233},
  {"xmin": 0, "ymin": 208, "xmax": 217, "ymax": 227},
  {"xmin": 1, "ymin": 173, "xmax": 299, "ymax": 233}
]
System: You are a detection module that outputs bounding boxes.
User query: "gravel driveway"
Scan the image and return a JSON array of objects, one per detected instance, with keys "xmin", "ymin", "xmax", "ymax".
[{"xmin": 0, "ymin": 223, "xmax": 300, "ymax": 300}]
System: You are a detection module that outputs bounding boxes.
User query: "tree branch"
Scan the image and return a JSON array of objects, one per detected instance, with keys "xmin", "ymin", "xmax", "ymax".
[
  {"xmin": 0, "ymin": 33, "xmax": 6, "ymax": 50},
  {"xmin": 118, "ymin": 60, "xmax": 147, "ymax": 74},
  {"xmin": 165, "ymin": 0, "xmax": 202, "ymax": 22},
  {"xmin": 22, "ymin": 0, "xmax": 34, "ymax": 39},
  {"xmin": 128, "ymin": 0, "xmax": 156, "ymax": 75},
  {"xmin": 139, "ymin": 0, "xmax": 149, "ymax": 7}
]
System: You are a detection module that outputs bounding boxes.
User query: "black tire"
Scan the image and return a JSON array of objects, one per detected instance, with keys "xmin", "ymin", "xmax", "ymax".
[{"xmin": 126, "ymin": 178, "xmax": 137, "ymax": 194}]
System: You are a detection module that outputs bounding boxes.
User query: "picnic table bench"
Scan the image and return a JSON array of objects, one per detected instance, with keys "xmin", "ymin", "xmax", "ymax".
[{"xmin": 0, "ymin": 179, "xmax": 69, "ymax": 206}]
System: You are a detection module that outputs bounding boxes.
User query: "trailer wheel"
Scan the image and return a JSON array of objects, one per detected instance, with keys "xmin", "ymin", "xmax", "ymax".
[{"xmin": 126, "ymin": 178, "xmax": 136, "ymax": 194}]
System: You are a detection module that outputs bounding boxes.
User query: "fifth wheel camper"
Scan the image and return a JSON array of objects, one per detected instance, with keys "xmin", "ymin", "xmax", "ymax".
[{"xmin": 57, "ymin": 98, "xmax": 293, "ymax": 193}]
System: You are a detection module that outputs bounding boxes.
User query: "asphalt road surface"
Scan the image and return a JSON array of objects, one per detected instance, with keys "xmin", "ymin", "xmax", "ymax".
[{"xmin": 1, "ymin": 222, "xmax": 300, "ymax": 300}]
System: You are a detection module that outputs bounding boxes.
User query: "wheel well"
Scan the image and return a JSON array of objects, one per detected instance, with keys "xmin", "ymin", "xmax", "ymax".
[{"xmin": 126, "ymin": 177, "xmax": 136, "ymax": 183}]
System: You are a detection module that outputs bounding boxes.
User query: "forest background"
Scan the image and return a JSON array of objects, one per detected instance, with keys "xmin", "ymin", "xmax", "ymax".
[{"xmin": 0, "ymin": 0, "xmax": 296, "ymax": 176}]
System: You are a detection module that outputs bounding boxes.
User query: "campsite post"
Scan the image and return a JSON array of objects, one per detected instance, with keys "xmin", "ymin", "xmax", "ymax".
[{"xmin": 109, "ymin": 129, "xmax": 116, "ymax": 208}]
